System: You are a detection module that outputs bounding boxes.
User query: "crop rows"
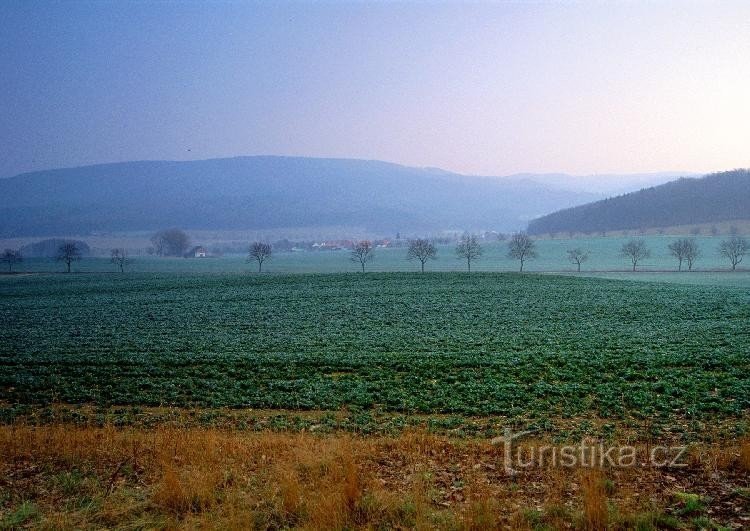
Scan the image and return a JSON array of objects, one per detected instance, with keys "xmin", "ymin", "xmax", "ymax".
[{"xmin": 1, "ymin": 272, "xmax": 748, "ymax": 427}]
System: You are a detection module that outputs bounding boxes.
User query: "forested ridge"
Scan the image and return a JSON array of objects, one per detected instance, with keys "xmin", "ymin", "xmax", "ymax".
[{"xmin": 527, "ymin": 169, "xmax": 750, "ymax": 235}]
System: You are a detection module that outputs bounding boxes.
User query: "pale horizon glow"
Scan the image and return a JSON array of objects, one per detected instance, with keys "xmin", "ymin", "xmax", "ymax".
[{"xmin": 1, "ymin": 1, "xmax": 749, "ymax": 178}]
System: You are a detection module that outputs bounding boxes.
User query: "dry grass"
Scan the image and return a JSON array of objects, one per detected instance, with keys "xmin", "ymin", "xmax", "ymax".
[
  {"xmin": 580, "ymin": 469, "xmax": 608, "ymax": 530},
  {"xmin": 0, "ymin": 423, "xmax": 748, "ymax": 529},
  {"xmin": 739, "ymin": 437, "xmax": 750, "ymax": 473}
]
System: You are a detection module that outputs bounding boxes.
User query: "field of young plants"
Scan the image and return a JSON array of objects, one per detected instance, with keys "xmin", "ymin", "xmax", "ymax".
[{"xmin": 1, "ymin": 272, "xmax": 748, "ymax": 436}]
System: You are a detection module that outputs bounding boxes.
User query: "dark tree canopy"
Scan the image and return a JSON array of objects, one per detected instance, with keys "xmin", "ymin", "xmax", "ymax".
[
  {"xmin": 151, "ymin": 228, "xmax": 190, "ymax": 257},
  {"xmin": 56, "ymin": 241, "xmax": 82, "ymax": 273},
  {"xmin": 620, "ymin": 239, "xmax": 651, "ymax": 271},
  {"xmin": 406, "ymin": 239, "xmax": 437, "ymax": 272},
  {"xmin": 351, "ymin": 240, "xmax": 374, "ymax": 272},
  {"xmin": 718, "ymin": 236, "xmax": 748, "ymax": 271},
  {"xmin": 507, "ymin": 232, "xmax": 537, "ymax": 272},
  {"xmin": 455, "ymin": 234, "xmax": 482, "ymax": 272},
  {"xmin": 248, "ymin": 242, "xmax": 272, "ymax": 272},
  {"xmin": 1, "ymin": 249, "xmax": 22, "ymax": 272}
]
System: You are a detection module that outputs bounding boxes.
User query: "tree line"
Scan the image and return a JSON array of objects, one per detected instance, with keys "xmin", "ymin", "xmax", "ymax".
[
  {"xmin": 338, "ymin": 234, "xmax": 748, "ymax": 273},
  {"xmin": 2, "ymin": 234, "xmax": 747, "ymax": 274},
  {"xmin": 348, "ymin": 234, "xmax": 748, "ymax": 273}
]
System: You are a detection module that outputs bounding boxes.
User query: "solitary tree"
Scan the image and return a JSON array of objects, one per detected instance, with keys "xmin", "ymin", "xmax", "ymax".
[
  {"xmin": 150, "ymin": 228, "xmax": 190, "ymax": 257},
  {"xmin": 351, "ymin": 240, "xmax": 374, "ymax": 272},
  {"xmin": 507, "ymin": 232, "xmax": 537, "ymax": 272},
  {"xmin": 57, "ymin": 241, "xmax": 81, "ymax": 273},
  {"xmin": 1, "ymin": 249, "xmax": 22, "ymax": 272},
  {"xmin": 668, "ymin": 238, "xmax": 700, "ymax": 271},
  {"xmin": 248, "ymin": 242, "xmax": 272, "ymax": 272},
  {"xmin": 683, "ymin": 239, "xmax": 700, "ymax": 271},
  {"xmin": 455, "ymin": 234, "xmax": 482, "ymax": 272},
  {"xmin": 718, "ymin": 236, "xmax": 748, "ymax": 271},
  {"xmin": 620, "ymin": 239, "xmax": 650, "ymax": 271},
  {"xmin": 110, "ymin": 248, "xmax": 130, "ymax": 273},
  {"xmin": 566, "ymin": 248, "xmax": 589, "ymax": 272},
  {"xmin": 407, "ymin": 238, "xmax": 437, "ymax": 272}
]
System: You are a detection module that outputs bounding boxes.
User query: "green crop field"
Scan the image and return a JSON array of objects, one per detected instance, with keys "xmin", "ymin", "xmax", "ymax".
[{"xmin": 1, "ymin": 272, "xmax": 748, "ymax": 438}]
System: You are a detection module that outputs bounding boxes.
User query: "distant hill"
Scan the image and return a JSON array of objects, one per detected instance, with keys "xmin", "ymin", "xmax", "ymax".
[
  {"xmin": 0, "ymin": 156, "xmax": 603, "ymax": 237},
  {"xmin": 527, "ymin": 169, "xmax": 750, "ymax": 235}
]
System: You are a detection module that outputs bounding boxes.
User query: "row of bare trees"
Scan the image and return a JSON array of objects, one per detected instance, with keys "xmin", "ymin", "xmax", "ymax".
[
  {"xmin": 1, "ymin": 242, "xmax": 128, "ymax": 274},
  {"xmin": 620, "ymin": 237, "xmax": 748, "ymax": 271},
  {"xmin": 3, "ymin": 235, "xmax": 747, "ymax": 274},
  {"xmin": 349, "ymin": 234, "xmax": 748, "ymax": 273},
  {"xmin": 568, "ymin": 237, "xmax": 747, "ymax": 272},
  {"xmin": 453, "ymin": 233, "xmax": 539, "ymax": 272},
  {"xmin": 345, "ymin": 233, "xmax": 538, "ymax": 273}
]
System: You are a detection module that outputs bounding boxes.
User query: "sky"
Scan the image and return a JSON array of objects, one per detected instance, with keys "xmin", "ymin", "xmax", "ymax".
[{"xmin": 1, "ymin": 0, "xmax": 749, "ymax": 178}]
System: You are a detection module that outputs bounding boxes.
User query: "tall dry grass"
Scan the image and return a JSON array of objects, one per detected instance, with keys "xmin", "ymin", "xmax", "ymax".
[{"xmin": 0, "ymin": 424, "xmax": 747, "ymax": 529}]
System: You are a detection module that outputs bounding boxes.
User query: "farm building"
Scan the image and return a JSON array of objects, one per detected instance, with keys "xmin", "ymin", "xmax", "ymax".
[{"xmin": 190, "ymin": 246, "xmax": 207, "ymax": 258}]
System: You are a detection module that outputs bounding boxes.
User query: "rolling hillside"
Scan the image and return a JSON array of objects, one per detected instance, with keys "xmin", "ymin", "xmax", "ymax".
[
  {"xmin": 527, "ymin": 169, "xmax": 750, "ymax": 235},
  {"xmin": 0, "ymin": 156, "xmax": 601, "ymax": 237}
]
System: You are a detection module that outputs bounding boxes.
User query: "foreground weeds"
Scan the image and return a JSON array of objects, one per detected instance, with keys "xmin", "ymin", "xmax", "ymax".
[{"xmin": 0, "ymin": 424, "xmax": 748, "ymax": 529}]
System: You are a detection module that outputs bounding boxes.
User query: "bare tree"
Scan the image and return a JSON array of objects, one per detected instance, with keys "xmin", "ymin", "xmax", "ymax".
[
  {"xmin": 566, "ymin": 248, "xmax": 589, "ymax": 272},
  {"xmin": 150, "ymin": 228, "xmax": 190, "ymax": 257},
  {"xmin": 407, "ymin": 238, "xmax": 437, "ymax": 272},
  {"xmin": 620, "ymin": 239, "xmax": 650, "ymax": 271},
  {"xmin": 1, "ymin": 249, "xmax": 22, "ymax": 273},
  {"xmin": 507, "ymin": 232, "xmax": 537, "ymax": 272},
  {"xmin": 248, "ymin": 242, "xmax": 272, "ymax": 272},
  {"xmin": 455, "ymin": 234, "xmax": 482, "ymax": 272},
  {"xmin": 718, "ymin": 236, "xmax": 748, "ymax": 271},
  {"xmin": 110, "ymin": 248, "xmax": 130, "ymax": 273},
  {"xmin": 351, "ymin": 240, "xmax": 374, "ymax": 272},
  {"xmin": 684, "ymin": 239, "xmax": 700, "ymax": 271},
  {"xmin": 668, "ymin": 238, "xmax": 700, "ymax": 271},
  {"xmin": 57, "ymin": 241, "xmax": 82, "ymax": 273}
]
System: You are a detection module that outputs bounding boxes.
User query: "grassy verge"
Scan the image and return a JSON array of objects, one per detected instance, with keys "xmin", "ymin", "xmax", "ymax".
[{"xmin": 1, "ymin": 421, "xmax": 748, "ymax": 529}]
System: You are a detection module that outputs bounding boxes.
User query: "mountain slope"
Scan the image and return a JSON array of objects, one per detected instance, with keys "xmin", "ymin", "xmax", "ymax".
[
  {"xmin": 0, "ymin": 156, "xmax": 601, "ymax": 237},
  {"xmin": 527, "ymin": 169, "xmax": 750, "ymax": 235}
]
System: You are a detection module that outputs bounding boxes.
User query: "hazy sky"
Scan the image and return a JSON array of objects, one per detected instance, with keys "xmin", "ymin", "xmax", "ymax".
[{"xmin": 2, "ymin": 0, "xmax": 749, "ymax": 178}]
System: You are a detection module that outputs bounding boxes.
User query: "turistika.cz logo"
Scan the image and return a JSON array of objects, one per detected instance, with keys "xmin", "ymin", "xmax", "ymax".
[{"xmin": 491, "ymin": 428, "xmax": 688, "ymax": 475}]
